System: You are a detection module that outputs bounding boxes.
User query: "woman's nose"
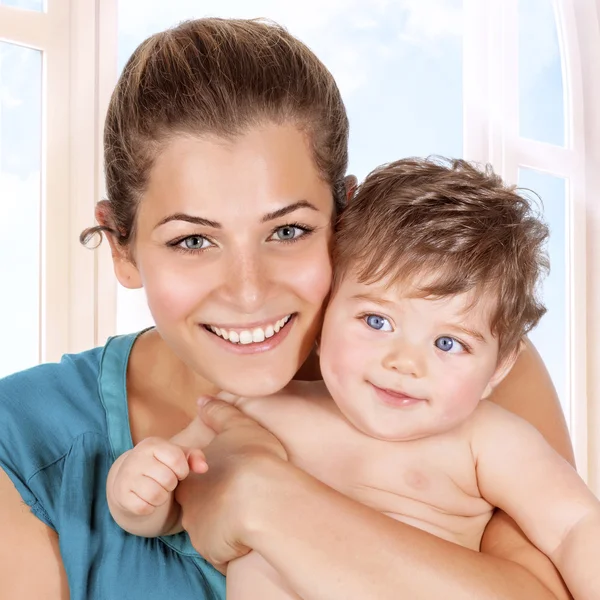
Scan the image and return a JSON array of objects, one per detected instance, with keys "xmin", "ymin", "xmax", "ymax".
[{"xmin": 220, "ymin": 251, "xmax": 269, "ymax": 314}]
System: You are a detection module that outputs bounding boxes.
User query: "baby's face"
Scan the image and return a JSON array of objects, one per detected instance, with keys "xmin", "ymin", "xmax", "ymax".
[{"xmin": 319, "ymin": 274, "xmax": 507, "ymax": 441}]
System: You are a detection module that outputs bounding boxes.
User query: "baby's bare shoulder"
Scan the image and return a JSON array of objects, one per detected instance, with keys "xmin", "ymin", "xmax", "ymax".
[
  {"xmin": 467, "ymin": 399, "xmax": 539, "ymax": 461},
  {"xmin": 465, "ymin": 399, "xmax": 517, "ymax": 434},
  {"xmin": 237, "ymin": 381, "xmax": 334, "ymax": 432}
]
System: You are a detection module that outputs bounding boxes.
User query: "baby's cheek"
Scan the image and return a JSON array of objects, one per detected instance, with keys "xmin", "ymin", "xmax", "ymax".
[
  {"xmin": 322, "ymin": 332, "xmax": 362, "ymax": 390},
  {"xmin": 439, "ymin": 375, "xmax": 488, "ymax": 420}
]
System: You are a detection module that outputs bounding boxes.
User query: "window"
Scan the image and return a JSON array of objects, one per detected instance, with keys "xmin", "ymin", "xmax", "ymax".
[
  {"xmin": 0, "ymin": 0, "xmax": 117, "ymax": 368},
  {"xmin": 0, "ymin": 41, "xmax": 42, "ymax": 377},
  {"xmin": 0, "ymin": 1, "xmax": 71, "ymax": 373},
  {"xmin": 2, "ymin": 0, "xmax": 598, "ymax": 491},
  {"xmin": 463, "ymin": 0, "xmax": 593, "ymax": 478}
]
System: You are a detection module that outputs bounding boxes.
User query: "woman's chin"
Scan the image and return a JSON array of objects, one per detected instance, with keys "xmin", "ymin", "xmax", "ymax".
[{"xmin": 216, "ymin": 366, "xmax": 298, "ymax": 398}]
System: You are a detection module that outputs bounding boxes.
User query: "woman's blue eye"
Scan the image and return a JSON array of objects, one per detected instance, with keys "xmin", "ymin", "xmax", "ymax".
[
  {"xmin": 365, "ymin": 314, "xmax": 393, "ymax": 332},
  {"xmin": 271, "ymin": 225, "xmax": 306, "ymax": 242},
  {"xmin": 435, "ymin": 336, "xmax": 465, "ymax": 353},
  {"xmin": 178, "ymin": 236, "xmax": 211, "ymax": 251}
]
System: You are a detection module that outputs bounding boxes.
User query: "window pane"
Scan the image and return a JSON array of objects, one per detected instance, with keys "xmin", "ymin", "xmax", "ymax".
[
  {"xmin": 116, "ymin": 0, "xmax": 463, "ymax": 333},
  {"xmin": 518, "ymin": 0, "xmax": 565, "ymax": 146},
  {"xmin": 0, "ymin": 42, "xmax": 42, "ymax": 377},
  {"xmin": 0, "ymin": 0, "xmax": 44, "ymax": 11},
  {"xmin": 518, "ymin": 168, "xmax": 567, "ymax": 415}
]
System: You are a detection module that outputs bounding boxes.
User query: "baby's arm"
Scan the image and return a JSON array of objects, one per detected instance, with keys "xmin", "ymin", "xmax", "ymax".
[
  {"xmin": 472, "ymin": 401, "xmax": 600, "ymax": 599},
  {"xmin": 106, "ymin": 417, "xmax": 214, "ymax": 537}
]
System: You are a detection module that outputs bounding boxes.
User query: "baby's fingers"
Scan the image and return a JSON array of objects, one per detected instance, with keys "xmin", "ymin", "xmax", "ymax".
[
  {"xmin": 137, "ymin": 455, "xmax": 183, "ymax": 493},
  {"xmin": 151, "ymin": 441, "xmax": 190, "ymax": 481},
  {"xmin": 129, "ymin": 471, "xmax": 174, "ymax": 508},
  {"xmin": 121, "ymin": 490, "xmax": 158, "ymax": 516}
]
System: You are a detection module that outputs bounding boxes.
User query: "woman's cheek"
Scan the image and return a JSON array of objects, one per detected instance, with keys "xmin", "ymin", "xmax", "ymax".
[
  {"xmin": 143, "ymin": 261, "xmax": 215, "ymax": 324},
  {"xmin": 294, "ymin": 242, "xmax": 333, "ymax": 303}
]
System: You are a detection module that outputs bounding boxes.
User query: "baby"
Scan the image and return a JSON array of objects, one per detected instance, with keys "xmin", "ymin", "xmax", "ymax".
[{"xmin": 107, "ymin": 158, "xmax": 600, "ymax": 599}]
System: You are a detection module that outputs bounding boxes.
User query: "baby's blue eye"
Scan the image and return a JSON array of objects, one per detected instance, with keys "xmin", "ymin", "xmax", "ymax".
[
  {"xmin": 365, "ymin": 314, "xmax": 393, "ymax": 332},
  {"xmin": 435, "ymin": 336, "xmax": 465, "ymax": 353}
]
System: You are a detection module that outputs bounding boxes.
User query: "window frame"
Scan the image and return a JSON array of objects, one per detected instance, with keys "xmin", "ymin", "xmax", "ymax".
[
  {"xmin": 1, "ymin": 0, "xmax": 71, "ymax": 363},
  {"xmin": 0, "ymin": 0, "xmax": 118, "ymax": 361},
  {"xmin": 463, "ymin": 0, "xmax": 600, "ymax": 490}
]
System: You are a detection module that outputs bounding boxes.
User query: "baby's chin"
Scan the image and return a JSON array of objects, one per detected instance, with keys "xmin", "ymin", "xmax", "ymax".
[{"xmin": 336, "ymin": 406, "xmax": 451, "ymax": 442}]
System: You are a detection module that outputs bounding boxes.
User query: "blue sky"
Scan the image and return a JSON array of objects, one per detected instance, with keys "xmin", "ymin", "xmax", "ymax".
[{"xmin": 0, "ymin": 0, "xmax": 569, "ymax": 412}]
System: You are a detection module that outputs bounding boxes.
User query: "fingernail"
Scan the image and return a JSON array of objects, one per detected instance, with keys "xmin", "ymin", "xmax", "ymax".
[{"xmin": 197, "ymin": 396, "xmax": 209, "ymax": 407}]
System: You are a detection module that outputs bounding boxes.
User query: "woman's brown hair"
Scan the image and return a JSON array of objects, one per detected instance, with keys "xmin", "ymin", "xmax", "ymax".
[{"xmin": 81, "ymin": 18, "xmax": 349, "ymax": 247}]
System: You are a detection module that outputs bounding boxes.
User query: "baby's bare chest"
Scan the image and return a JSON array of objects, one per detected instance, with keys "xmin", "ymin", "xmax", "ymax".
[{"xmin": 242, "ymin": 394, "xmax": 494, "ymax": 550}]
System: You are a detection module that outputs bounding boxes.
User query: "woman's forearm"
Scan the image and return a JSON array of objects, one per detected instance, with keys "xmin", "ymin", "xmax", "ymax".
[{"xmin": 244, "ymin": 457, "xmax": 559, "ymax": 600}]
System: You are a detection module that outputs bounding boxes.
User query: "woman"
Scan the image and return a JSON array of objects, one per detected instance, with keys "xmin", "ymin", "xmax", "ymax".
[{"xmin": 0, "ymin": 18, "xmax": 573, "ymax": 600}]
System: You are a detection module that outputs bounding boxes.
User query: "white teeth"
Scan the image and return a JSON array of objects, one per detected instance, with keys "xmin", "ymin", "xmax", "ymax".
[
  {"xmin": 252, "ymin": 328, "xmax": 265, "ymax": 343},
  {"xmin": 207, "ymin": 314, "xmax": 292, "ymax": 345},
  {"xmin": 239, "ymin": 331, "xmax": 253, "ymax": 345}
]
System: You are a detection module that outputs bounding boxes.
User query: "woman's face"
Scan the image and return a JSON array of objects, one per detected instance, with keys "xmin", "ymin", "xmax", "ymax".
[{"xmin": 117, "ymin": 124, "xmax": 334, "ymax": 396}]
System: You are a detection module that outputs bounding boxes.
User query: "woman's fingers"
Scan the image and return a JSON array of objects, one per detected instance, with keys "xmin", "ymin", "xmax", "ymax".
[
  {"xmin": 176, "ymin": 399, "xmax": 290, "ymax": 565},
  {"xmin": 215, "ymin": 390, "xmax": 241, "ymax": 403},
  {"xmin": 197, "ymin": 397, "xmax": 251, "ymax": 433},
  {"xmin": 185, "ymin": 448, "xmax": 209, "ymax": 474}
]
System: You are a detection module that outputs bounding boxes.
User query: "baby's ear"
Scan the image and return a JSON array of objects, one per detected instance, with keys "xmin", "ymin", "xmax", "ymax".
[{"xmin": 481, "ymin": 341, "xmax": 524, "ymax": 399}]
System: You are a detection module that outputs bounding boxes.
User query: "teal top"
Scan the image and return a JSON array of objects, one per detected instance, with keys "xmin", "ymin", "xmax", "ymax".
[{"xmin": 0, "ymin": 332, "xmax": 226, "ymax": 600}]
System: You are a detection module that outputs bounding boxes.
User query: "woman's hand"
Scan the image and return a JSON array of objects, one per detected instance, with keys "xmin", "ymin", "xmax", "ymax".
[{"xmin": 175, "ymin": 397, "xmax": 288, "ymax": 571}]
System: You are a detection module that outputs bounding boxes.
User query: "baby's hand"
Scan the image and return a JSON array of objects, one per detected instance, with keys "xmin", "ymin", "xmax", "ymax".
[{"xmin": 110, "ymin": 437, "xmax": 208, "ymax": 517}]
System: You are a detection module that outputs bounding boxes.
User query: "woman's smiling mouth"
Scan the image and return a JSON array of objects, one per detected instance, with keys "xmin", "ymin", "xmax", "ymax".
[{"xmin": 203, "ymin": 314, "xmax": 294, "ymax": 345}]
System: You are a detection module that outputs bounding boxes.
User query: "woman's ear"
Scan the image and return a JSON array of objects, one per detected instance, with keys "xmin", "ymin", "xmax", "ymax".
[
  {"xmin": 343, "ymin": 175, "xmax": 358, "ymax": 203},
  {"xmin": 95, "ymin": 200, "xmax": 143, "ymax": 290},
  {"xmin": 482, "ymin": 341, "xmax": 524, "ymax": 399}
]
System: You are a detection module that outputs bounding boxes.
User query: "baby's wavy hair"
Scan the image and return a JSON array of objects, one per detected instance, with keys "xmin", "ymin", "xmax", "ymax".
[{"xmin": 333, "ymin": 157, "xmax": 550, "ymax": 359}]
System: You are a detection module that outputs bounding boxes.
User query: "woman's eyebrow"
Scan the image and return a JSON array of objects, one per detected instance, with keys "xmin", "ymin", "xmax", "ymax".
[
  {"xmin": 261, "ymin": 200, "xmax": 318, "ymax": 222},
  {"xmin": 154, "ymin": 201, "xmax": 318, "ymax": 230},
  {"xmin": 154, "ymin": 214, "xmax": 221, "ymax": 229}
]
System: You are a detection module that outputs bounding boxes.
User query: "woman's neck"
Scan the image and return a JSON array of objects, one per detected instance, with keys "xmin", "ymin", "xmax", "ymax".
[{"xmin": 126, "ymin": 328, "xmax": 220, "ymax": 443}]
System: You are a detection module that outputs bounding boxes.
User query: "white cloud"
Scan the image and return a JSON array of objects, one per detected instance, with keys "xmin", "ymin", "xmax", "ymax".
[
  {"xmin": 117, "ymin": 0, "xmax": 463, "ymax": 97},
  {"xmin": 397, "ymin": 0, "xmax": 463, "ymax": 44}
]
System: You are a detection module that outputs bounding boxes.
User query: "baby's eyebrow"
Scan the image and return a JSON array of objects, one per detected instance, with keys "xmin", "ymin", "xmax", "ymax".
[
  {"xmin": 448, "ymin": 324, "xmax": 487, "ymax": 343},
  {"xmin": 350, "ymin": 293, "xmax": 395, "ymax": 307}
]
